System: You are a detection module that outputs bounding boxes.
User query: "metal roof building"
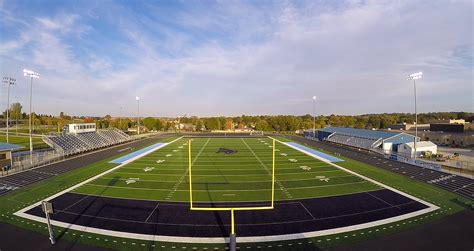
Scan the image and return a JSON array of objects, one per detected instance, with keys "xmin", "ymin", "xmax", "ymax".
[
  {"xmin": 306, "ymin": 127, "xmax": 417, "ymax": 151},
  {"xmin": 0, "ymin": 143, "xmax": 22, "ymax": 172}
]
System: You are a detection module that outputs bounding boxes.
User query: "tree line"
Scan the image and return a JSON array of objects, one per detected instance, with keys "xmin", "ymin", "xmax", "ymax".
[
  {"xmin": 1, "ymin": 102, "xmax": 472, "ymax": 133},
  {"xmin": 162, "ymin": 112, "xmax": 474, "ymax": 132}
]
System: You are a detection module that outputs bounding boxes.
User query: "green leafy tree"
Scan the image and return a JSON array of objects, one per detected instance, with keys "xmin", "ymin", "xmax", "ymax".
[
  {"xmin": 10, "ymin": 102, "xmax": 23, "ymax": 121},
  {"xmin": 143, "ymin": 117, "xmax": 157, "ymax": 130},
  {"xmin": 255, "ymin": 120, "xmax": 270, "ymax": 131}
]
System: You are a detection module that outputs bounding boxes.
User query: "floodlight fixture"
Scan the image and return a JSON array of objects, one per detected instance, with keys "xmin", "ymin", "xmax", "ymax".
[
  {"xmin": 23, "ymin": 68, "xmax": 40, "ymax": 164},
  {"xmin": 408, "ymin": 72, "xmax": 422, "ymax": 80},
  {"xmin": 23, "ymin": 69, "xmax": 40, "ymax": 79}
]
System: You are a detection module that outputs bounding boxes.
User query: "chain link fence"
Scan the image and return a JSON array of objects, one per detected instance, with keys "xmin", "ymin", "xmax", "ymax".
[
  {"xmin": 1, "ymin": 149, "xmax": 65, "ymax": 176},
  {"xmin": 1, "ymin": 132, "xmax": 160, "ymax": 177}
]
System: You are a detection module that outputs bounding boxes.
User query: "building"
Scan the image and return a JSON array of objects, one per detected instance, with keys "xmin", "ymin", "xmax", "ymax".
[
  {"xmin": 418, "ymin": 131, "xmax": 474, "ymax": 147},
  {"xmin": 67, "ymin": 123, "xmax": 96, "ymax": 134},
  {"xmin": 429, "ymin": 119, "xmax": 465, "ymax": 124},
  {"xmin": 0, "ymin": 143, "xmax": 23, "ymax": 173},
  {"xmin": 398, "ymin": 141, "xmax": 438, "ymax": 158},
  {"xmin": 430, "ymin": 123, "xmax": 464, "ymax": 133},
  {"xmin": 175, "ymin": 123, "xmax": 195, "ymax": 131},
  {"xmin": 387, "ymin": 123, "xmax": 430, "ymax": 131},
  {"xmin": 307, "ymin": 127, "xmax": 418, "ymax": 152}
]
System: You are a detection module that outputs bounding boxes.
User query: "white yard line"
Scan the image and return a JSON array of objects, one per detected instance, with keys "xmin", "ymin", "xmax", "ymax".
[
  {"xmin": 165, "ymin": 138, "xmax": 211, "ymax": 201},
  {"xmin": 241, "ymin": 138, "xmax": 293, "ymax": 199}
]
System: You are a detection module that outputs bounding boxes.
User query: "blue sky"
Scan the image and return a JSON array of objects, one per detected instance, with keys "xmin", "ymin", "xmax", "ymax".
[{"xmin": 0, "ymin": 0, "xmax": 472, "ymax": 117}]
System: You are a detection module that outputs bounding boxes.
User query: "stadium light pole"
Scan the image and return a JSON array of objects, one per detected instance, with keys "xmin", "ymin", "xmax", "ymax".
[
  {"xmin": 23, "ymin": 69, "xmax": 40, "ymax": 165},
  {"xmin": 2, "ymin": 77, "xmax": 16, "ymax": 143},
  {"xmin": 408, "ymin": 72, "xmax": 422, "ymax": 159},
  {"xmin": 136, "ymin": 96, "xmax": 140, "ymax": 135},
  {"xmin": 312, "ymin": 96, "xmax": 316, "ymax": 140}
]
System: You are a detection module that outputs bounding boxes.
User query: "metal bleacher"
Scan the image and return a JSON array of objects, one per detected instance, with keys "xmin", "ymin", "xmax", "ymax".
[
  {"xmin": 326, "ymin": 133, "xmax": 382, "ymax": 150},
  {"xmin": 44, "ymin": 128, "xmax": 131, "ymax": 156}
]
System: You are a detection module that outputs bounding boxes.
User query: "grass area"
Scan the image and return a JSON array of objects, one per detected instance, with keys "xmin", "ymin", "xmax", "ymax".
[
  {"xmin": 0, "ymin": 135, "xmax": 469, "ymax": 251},
  {"xmin": 73, "ymin": 137, "xmax": 381, "ymax": 203},
  {"xmin": 0, "ymin": 134, "xmax": 49, "ymax": 150}
]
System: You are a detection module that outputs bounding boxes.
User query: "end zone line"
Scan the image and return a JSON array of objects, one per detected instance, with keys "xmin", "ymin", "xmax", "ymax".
[{"xmin": 14, "ymin": 137, "xmax": 183, "ymax": 219}]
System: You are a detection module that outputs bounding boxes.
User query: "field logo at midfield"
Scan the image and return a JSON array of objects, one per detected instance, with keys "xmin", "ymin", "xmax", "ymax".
[{"xmin": 216, "ymin": 148, "xmax": 238, "ymax": 155}]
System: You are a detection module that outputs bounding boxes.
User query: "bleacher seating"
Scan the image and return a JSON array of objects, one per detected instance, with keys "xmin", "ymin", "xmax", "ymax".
[
  {"xmin": 326, "ymin": 133, "xmax": 381, "ymax": 150},
  {"xmin": 44, "ymin": 128, "xmax": 131, "ymax": 156}
]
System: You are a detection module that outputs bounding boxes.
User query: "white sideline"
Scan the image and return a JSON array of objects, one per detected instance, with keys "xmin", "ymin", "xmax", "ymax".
[{"xmin": 13, "ymin": 136, "xmax": 439, "ymax": 244}]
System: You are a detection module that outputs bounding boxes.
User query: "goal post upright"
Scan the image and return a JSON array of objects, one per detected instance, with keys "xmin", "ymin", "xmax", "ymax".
[
  {"xmin": 271, "ymin": 138, "xmax": 275, "ymax": 208},
  {"xmin": 188, "ymin": 139, "xmax": 193, "ymax": 209}
]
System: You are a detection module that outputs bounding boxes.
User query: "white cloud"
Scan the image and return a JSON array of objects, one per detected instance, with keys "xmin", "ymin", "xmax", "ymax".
[{"xmin": 0, "ymin": 1, "xmax": 472, "ymax": 117}]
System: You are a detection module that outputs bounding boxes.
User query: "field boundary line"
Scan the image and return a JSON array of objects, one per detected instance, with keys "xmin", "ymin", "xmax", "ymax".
[{"xmin": 12, "ymin": 136, "xmax": 441, "ymax": 244}]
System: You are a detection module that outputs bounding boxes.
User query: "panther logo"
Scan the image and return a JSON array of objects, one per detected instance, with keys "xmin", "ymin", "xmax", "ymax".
[{"xmin": 216, "ymin": 148, "xmax": 237, "ymax": 154}]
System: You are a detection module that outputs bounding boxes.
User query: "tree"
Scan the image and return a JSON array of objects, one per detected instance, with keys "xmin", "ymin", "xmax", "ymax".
[
  {"xmin": 255, "ymin": 120, "xmax": 270, "ymax": 131},
  {"xmin": 10, "ymin": 102, "xmax": 22, "ymax": 121},
  {"xmin": 195, "ymin": 120, "xmax": 204, "ymax": 131},
  {"xmin": 224, "ymin": 118, "xmax": 233, "ymax": 130},
  {"xmin": 143, "ymin": 117, "xmax": 157, "ymax": 130},
  {"xmin": 204, "ymin": 118, "xmax": 220, "ymax": 130}
]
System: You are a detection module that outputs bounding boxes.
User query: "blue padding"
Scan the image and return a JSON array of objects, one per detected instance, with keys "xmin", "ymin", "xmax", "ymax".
[
  {"xmin": 109, "ymin": 143, "xmax": 166, "ymax": 164},
  {"xmin": 285, "ymin": 142, "xmax": 344, "ymax": 163}
]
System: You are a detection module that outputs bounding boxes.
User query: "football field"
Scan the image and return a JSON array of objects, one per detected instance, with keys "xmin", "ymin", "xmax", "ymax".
[
  {"xmin": 13, "ymin": 136, "xmax": 440, "ymax": 246},
  {"xmin": 72, "ymin": 137, "xmax": 381, "ymax": 203}
]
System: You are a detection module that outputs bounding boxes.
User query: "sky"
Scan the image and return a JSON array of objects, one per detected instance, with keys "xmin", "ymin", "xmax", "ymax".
[{"xmin": 0, "ymin": 0, "xmax": 472, "ymax": 118}]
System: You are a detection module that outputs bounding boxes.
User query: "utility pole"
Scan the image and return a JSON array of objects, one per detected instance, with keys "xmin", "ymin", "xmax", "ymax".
[{"xmin": 2, "ymin": 77, "xmax": 16, "ymax": 143}]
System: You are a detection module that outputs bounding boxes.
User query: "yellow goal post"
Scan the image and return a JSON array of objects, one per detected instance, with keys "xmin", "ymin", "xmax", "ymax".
[{"xmin": 187, "ymin": 138, "xmax": 276, "ymax": 236}]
